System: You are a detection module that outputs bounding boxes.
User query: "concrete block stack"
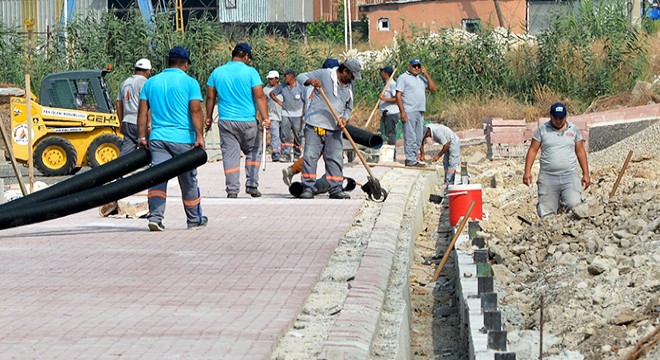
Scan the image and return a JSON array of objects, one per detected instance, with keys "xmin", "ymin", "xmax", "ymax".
[{"xmin": 483, "ymin": 118, "xmax": 529, "ymax": 160}]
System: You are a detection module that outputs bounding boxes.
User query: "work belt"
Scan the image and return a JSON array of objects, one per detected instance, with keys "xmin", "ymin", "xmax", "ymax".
[{"xmin": 313, "ymin": 126, "xmax": 326, "ymax": 136}]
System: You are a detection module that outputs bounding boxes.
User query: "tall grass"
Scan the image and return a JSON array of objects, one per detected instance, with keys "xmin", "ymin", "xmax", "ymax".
[{"xmin": 0, "ymin": 0, "xmax": 656, "ymax": 129}]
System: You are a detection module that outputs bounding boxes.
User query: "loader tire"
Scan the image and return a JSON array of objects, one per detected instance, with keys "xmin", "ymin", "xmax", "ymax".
[
  {"xmin": 35, "ymin": 136, "xmax": 78, "ymax": 176},
  {"xmin": 87, "ymin": 134, "xmax": 122, "ymax": 168}
]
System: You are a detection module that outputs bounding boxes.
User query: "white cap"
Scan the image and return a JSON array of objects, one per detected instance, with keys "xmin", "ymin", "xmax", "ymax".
[
  {"xmin": 267, "ymin": 70, "xmax": 280, "ymax": 79},
  {"xmin": 135, "ymin": 58, "xmax": 151, "ymax": 70}
]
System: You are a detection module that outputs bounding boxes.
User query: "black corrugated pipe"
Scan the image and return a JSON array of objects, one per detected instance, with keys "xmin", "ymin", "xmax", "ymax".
[
  {"xmin": 344, "ymin": 125, "xmax": 383, "ymax": 149},
  {"xmin": 0, "ymin": 148, "xmax": 150, "ymax": 212},
  {"xmin": 0, "ymin": 147, "xmax": 206, "ymax": 230},
  {"xmin": 288, "ymin": 175, "xmax": 357, "ymax": 197}
]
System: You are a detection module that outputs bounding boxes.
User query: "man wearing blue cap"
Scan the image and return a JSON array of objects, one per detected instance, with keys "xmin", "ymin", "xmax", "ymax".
[
  {"xmin": 270, "ymin": 68, "xmax": 305, "ymax": 161},
  {"xmin": 378, "ymin": 66, "xmax": 399, "ymax": 146},
  {"xmin": 137, "ymin": 46, "xmax": 207, "ymax": 231},
  {"xmin": 396, "ymin": 58, "xmax": 437, "ymax": 167},
  {"xmin": 205, "ymin": 42, "xmax": 271, "ymax": 198},
  {"xmin": 523, "ymin": 102, "xmax": 591, "ymax": 217}
]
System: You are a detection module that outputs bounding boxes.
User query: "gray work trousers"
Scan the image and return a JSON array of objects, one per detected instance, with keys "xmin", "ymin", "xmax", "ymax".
[
  {"xmin": 443, "ymin": 141, "xmax": 461, "ymax": 183},
  {"xmin": 270, "ymin": 120, "xmax": 282, "ymax": 159},
  {"xmin": 147, "ymin": 140, "xmax": 203, "ymax": 227},
  {"xmin": 301, "ymin": 125, "xmax": 344, "ymax": 195},
  {"xmin": 380, "ymin": 111, "xmax": 400, "ymax": 145},
  {"xmin": 537, "ymin": 172, "xmax": 582, "ymax": 217},
  {"xmin": 119, "ymin": 122, "xmax": 138, "ymax": 156},
  {"xmin": 403, "ymin": 111, "xmax": 425, "ymax": 165},
  {"xmin": 218, "ymin": 120, "xmax": 261, "ymax": 195},
  {"xmin": 281, "ymin": 116, "xmax": 303, "ymax": 157}
]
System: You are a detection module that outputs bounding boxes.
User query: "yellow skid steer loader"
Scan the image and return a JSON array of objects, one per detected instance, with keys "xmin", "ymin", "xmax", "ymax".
[{"xmin": 9, "ymin": 69, "xmax": 122, "ymax": 176}]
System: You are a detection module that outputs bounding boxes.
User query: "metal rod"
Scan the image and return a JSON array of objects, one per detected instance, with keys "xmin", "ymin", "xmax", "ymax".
[
  {"xmin": 609, "ymin": 150, "xmax": 633, "ymax": 198},
  {"xmin": 540, "ymin": 295, "xmax": 544, "ymax": 360},
  {"xmin": 431, "ymin": 201, "xmax": 475, "ymax": 282}
]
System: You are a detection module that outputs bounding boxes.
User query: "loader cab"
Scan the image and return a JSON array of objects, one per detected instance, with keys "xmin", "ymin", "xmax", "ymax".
[{"xmin": 39, "ymin": 69, "xmax": 115, "ymax": 114}]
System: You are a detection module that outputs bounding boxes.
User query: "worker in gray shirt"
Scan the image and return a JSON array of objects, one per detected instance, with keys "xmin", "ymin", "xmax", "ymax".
[
  {"xmin": 396, "ymin": 58, "xmax": 437, "ymax": 167},
  {"xmin": 264, "ymin": 70, "xmax": 283, "ymax": 162},
  {"xmin": 271, "ymin": 68, "xmax": 305, "ymax": 161},
  {"xmin": 116, "ymin": 58, "xmax": 151, "ymax": 155},
  {"xmin": 296, "ymin": 59, "xmax": 361, "ymax": 199},
  {"xmin": 378, "ymin": 66, "xmax": 400, "ymax": 146},
  {"xmin": 523, "ymin": 102, "xmax": 591, "ymax": 217},
  {"xmin": 420, "ymin": 124, "xmax": 460, "ymax": 183}
]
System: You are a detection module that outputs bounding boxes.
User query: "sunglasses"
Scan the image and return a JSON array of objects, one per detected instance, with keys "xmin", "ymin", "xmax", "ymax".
[{"xmin": 411, "ymin": 64, "xmax": 421, "ymax": 69}]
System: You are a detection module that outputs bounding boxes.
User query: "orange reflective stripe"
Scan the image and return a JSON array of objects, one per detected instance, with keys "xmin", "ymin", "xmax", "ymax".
[
  {"xmin": 301, "ymin": 173, "xmax": 316, "ymax": 179},
  {"xmin": 224, "ymin": 167, "xmax": 240, "ymax": 174},
  {"xmin": 183, "ymin": 197, "xmax": 201, "ymax": 207},
  {"xmin": 282, "ymin": 142, "xmax": 293, "ymax": 146},
  {"xmin": 245, "ymin": 160, "xmax": 261, "ymax": 167},
  {"xmin": 326, "ymin": 175, "xmax": 344, "ymax": 181},
  {"xmin": 148, "ymin": 190, "xmax": 167, "ymax": 199}
]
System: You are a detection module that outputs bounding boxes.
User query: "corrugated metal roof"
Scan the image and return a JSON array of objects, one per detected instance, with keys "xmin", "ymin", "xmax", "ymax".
[{"xmin": 1, "ymin": 0, "xmax": 108, "ymax": 33}]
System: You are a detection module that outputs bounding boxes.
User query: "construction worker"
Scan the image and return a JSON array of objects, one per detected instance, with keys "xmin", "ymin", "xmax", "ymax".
[
  {"xmin": 396, "ymin": 58, "xmax": 437, "ymax": 167},
  {"xmin": 264, "ymin": 70, "xmax": 283, "ymax": 162},
  {"xmin": 378, "ymin": 65, "xmax": 399, "ymax": 146},
  {"xmin": 136, "ymin": 46, "xmax": 207, "ymax": 231},
  {"xmin": 420, "ymin": 124, "xmax": 460, "ymax": 183},
  {"xmin": 283, "ymin": 58, "xmax": 341, "ymax": 186},
  {"xmin": 116, "ymin": 58, "xmax": 151, "ymax": 155},
  {"xmin": 523, "ymin": 102, "xmax": 591, "ymax": 217},
  {"xmin": 270, "ymin": 68, "xmax": 305, "ymax": 162},
  {"xmin": 296, "ymin": 59, "xmax": 362, "ymax": 199},
  {"xmin": 205, "ymin": 42, "xmax": 270, "ymax": 198}
]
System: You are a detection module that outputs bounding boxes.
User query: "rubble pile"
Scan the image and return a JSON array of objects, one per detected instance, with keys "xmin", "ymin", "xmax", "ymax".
[{"xmin": 472, "ymin": 122, "xmax": 660, "ymax": 359}]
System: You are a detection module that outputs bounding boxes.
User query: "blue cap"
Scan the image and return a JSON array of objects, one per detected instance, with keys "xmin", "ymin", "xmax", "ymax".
[
  {"xmin": 380, "ymin": 66, "xmax": 394, "ymax": 75},
  {"xmin": 550, "ymin": 102, "xmax": 567, "ymax": 118},
  {"xmin": 168, "ymin": 46, "xmax": 191, "ymax": 63},
  {"xmin": 409, "ymin": 58, "xmax": 422, "ymax": 66},
  {"xmin": 283, "ymin": 68, "xmax": 295, "ymax": 76},
  {"xmin": 234, "ymin": 42, "xmax": 252, "ymax": 58},
  {"xmin": 322, "ymin": 58, "xmax": 339, "ymax": 69}
]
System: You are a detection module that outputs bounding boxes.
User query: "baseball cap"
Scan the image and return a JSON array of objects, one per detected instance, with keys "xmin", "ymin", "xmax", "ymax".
[
  {"xmin": 267, "ymin": 70, "xmax": 280, "ymax": 79},
  {"xmin": 410, "ymin": 58, "xmax": 422, "ymax": 66},
  {"xmin": 322, "ymin": 58, "xmax": 340, "ymax": 69},
  {"xmin": 550, "ymin": 102, "xmax": 568, "ymax": 118},
  {"xmin": 135, "ymin": 58, "xmax": 151, "ymax": 70},
  {"xmin": 343, "ymin": 59, "xmax": 362, "ymax": 80},
  {"xmin": 234, "ymin": 42, "xmax": 252, "ymax": 58},
  {"xmin": 168, "ymin": 46, "xmax": 191, "ymax": 63},
  {"xmin": 380, "ymin": 66, "xmax": 394, "ymax": 75},
  {"xmin": 283, "ymin": 68, "xmax": 295, "ymax": 77}
]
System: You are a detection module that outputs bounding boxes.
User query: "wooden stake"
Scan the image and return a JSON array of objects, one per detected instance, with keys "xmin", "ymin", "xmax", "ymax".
[
  {"xmin": 609, "ymin": 150, "xmax": 633, "ymax": 198},
  {"xmin": 364, "ymin": 67, "xmax": 397, "ymax": 129},
  {"xmin": 540, "ymin": 295, "xmax": 544, "ymax": 360},
  {"xmin": 431, "ymin": 201, "xmax": 475, "ymax": 282},
  {"xmin": 0, "ymin": 118, "xmax": 28, "ymax": 196},
  {"xmin": 25, "ymin": 74, "xmax": 34, "ymax": 194}
]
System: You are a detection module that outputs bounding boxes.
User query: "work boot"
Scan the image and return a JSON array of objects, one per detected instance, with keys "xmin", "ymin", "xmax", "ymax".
[
  {"xmin": 187, "ymin": 216, "xmax": 209, "ymax": 230},
  {"xmin": 299, "ymin": 189, "xmax": 314, "ymax": 199},
  {"xmin": 329, "ymin": 191, "xmax": 351, "ymax": 200},
  {"xmin": 227, "ymin": 193, "xmax": 238, "ymax": 199},
  {"xmin": 148, "ymin": 221, "xmax": 165, "ymax": 232},
  {"xmin": 282, "ymin": 167, "xmax": 294, "ymax": 186},
  {"xmin": 246, "ymin": 186, "xmax": 262, "ymax": 198}
]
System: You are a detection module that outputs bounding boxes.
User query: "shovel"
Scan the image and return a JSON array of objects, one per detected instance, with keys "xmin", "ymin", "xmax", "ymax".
[{"xmin": 317, "ymin": 88, "xmax": 387, "ymax": 201}]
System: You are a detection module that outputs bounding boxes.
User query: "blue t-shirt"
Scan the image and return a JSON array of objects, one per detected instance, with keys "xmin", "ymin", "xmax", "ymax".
[
  {"xmin": 140, "ymin": 68, "xmax": 203, "ymax": 144},
  {"xmin": 207, "ymin": 61, "xmax": 262, "ymax": 121}
]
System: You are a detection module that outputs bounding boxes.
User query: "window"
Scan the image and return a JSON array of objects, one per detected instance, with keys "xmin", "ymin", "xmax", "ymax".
[
  {"xmin": 378, "ymin": 18, "xmax": 390, "ymax": 31},
  {"xmin": 461, "ymin": 18, "xmax": 481, "ymax": 33},
  {"xmin": 225, "ymin": 0, "xmax": 236, "ymax": 9}
]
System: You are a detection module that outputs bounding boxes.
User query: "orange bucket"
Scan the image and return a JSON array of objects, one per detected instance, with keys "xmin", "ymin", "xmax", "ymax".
[{"xmin": 447, "ymin": 184, "xmax": 483, "ymax": 226}]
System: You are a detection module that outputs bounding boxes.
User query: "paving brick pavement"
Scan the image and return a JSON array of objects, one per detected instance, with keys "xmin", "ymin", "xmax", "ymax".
[{"xmin": 0, "ymin": 157, "xmax": 388, "ymax": 359}]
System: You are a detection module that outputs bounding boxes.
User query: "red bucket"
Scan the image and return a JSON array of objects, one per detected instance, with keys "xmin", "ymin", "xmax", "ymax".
[{"xmin": 447, "ymin": 184, "xmax": 483, "ymax": 226}]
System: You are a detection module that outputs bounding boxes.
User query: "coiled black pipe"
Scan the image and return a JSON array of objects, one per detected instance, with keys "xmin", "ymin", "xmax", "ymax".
[
  {"xmin": 0, "ymin": 148, "xmax": 150, "ymax": 212},
  {"xmin": 288, "ymin": 175, "xmax": 357, "ymax": 197},
  {"xmin": 344, "ymin": 125, "xmax": 383, "ymax": 149},
  {"xmin": 0, "ymin": 147, "xmax": 207, "ymax": 230}
]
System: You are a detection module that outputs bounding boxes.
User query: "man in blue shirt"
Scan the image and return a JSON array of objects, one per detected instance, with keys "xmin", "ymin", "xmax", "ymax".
[
  {"xmin": 205, "ymin": 42, "xmax": 271, "ymax": 198},
  {"xmin": 137, "ymin": 46, "xmax": 207, "ymax": 231}
]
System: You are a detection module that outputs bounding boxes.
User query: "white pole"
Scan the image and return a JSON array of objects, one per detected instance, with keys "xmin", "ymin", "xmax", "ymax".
[
  {"xmin": 63, "ymin": 0, "xmax": 68, "ymax": 53},
  {"xmin": 343, "ymin": 0, "xmax": 348, "ymax": 51},
  {"xmin": 347, "ymin": 0, "xmax": 352, "ymax": 50}
]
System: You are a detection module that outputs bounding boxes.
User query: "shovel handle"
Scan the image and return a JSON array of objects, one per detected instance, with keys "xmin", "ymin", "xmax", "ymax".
[{"xmin": 317, "ymin": 87, "xmax": 376, "ymax": 179}]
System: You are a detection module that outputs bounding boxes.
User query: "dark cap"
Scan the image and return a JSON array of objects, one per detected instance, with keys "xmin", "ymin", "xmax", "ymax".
[
  {"xmin": 550, "ymin": 102, "xmax": 568, "ymax": 118},
  {"xmin": 168, "ymin": 46, "xmax": 191, "ymax": 63},
  {"xmin": 234, "ymin": 42, "xmax": 252, "ymax": 58},
  {"xmin": 283, "ymin": 68, "xmax": 295, "ymax": 77},
  {"xmin": 322, "ymin": 58, "xmax": 340, "ymax": 69},
  {"xmin": 409, "ymin": 58, "xmax": 422, "ymax": 66},
  {"xmin": 343, "ymin": 59, "xmax": 362, "ymax": 80},
  {"xmin": 380, "ymin": 66, "xmax": 394, "ymax": 76}
]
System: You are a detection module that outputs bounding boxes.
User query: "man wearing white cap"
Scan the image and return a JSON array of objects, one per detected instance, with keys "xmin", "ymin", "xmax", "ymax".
[
  {"xmin": 264, "ymin": 70, "xmax": 283, "ymax": 161},
  {"xmin": 116, "ymin": 58, "xmax": 151, "ymax": 155}
]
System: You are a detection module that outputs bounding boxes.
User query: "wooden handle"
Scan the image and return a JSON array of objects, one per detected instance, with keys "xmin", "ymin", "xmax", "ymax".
[
  {"xmin": 431, "ymin": 201, "xmax": 475, "ymax": 283},
  {"xmin": 609, "ymin": 150, "xmax": 633, "ymax": 198},
  {"xmin": 0, "ymin": 118, "xmax": 28, "ymax": 196},
  {"xmin": 364, "ymin": 67, "xmax": 397, "ymax": 129}
]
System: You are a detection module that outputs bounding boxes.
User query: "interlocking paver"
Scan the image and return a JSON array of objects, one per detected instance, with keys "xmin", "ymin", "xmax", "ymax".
[{"xmin": 0, "ymin": 158, "xmax": 385, "ymax": 359}]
